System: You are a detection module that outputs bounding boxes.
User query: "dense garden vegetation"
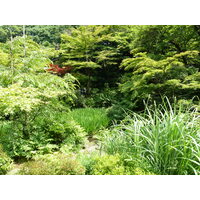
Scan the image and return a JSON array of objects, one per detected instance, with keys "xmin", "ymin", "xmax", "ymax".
[{"xmin": 0, "ymin": 25, "xmax": 199, "ymax": 175}]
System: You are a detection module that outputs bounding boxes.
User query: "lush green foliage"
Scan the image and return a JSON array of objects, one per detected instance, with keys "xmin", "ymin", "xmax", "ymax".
[
  {"xmin": 87, "ymin": 154, "xmax": 127, "ymax": 175},
  {"xmin": 0, "ymin": 25, "xmax": 75, "ymax": 47},
  {"xmin": 18, "ymin": 153, "xmax": 85, "ymax": 175},
  {"xmin": 0, "ymin": 119, "xmax": 57, "ymax": 159},
  {"xmin": 102, "ymin": 100, "xmax": 200, "ymax": 175},
  {"xmin": 120, "ymin": 51, "xmax": 200, "ymax": 109},
  {"xmin": 0, "ymin": 25, "xmax": 200, "ymax": 175},
  {"xmin": 130, "ymin": 25, "xmax": 200, "ymax": 59},
  {"xmin": 0, "ymin": 144, "xmax": 13, "ymax": 174},
  {"xmin": 78, "ymin": 152, "xmax": 154, "ymax": 175},
  {"xmin": 68, "ymin": 108, "xmax": 110, "ymax": 134},
  {"xmin": 0, "ymin": 33, "xmax": 80, "ymax": 162},
  {"xmin": 0, "ymin": 107, "xmax": 87, "ymax": 159},
  {"xmin": 60, "ymin": 25, "xmax": 131, "ymax": 93},
  {"xmin": 35, "ymin": 110, "xmax": 87, "ymax": 148}
]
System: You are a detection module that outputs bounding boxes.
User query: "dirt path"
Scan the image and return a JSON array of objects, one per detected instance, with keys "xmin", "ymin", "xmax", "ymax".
[{"xmin": 81, "ymin": 141, "xmax": 98, "ymax": 153}]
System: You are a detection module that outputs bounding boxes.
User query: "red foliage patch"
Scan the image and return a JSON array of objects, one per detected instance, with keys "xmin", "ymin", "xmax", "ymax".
[{"xmin": 47, "ymin": 64, "xmax": 73, "ymax": 76}]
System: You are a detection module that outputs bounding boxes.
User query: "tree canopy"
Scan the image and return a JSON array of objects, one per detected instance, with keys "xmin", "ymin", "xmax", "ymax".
[{"xmin": 1, "ymin": 25, "xmax": 199, "ymax": 108}]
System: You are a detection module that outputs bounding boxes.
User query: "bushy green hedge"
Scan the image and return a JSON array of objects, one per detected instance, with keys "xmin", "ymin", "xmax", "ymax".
[
  {"xmin": 78, "ymin": 152, "xmax": 154, "ymax": 175},
  {"xmin": 0, "ymin": 110, "xmax": 87, "ymax": 160}
]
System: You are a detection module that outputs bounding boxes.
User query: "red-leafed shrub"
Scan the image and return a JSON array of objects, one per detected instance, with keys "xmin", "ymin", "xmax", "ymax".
[{"xmin": 47, "ymin": 64, "xmax": 72, "ymax": 76}]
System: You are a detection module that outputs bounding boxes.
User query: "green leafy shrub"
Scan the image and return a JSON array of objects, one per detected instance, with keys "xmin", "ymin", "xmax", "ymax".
[
  {"xmin": 92, "ymin": 154, "xmax": 154, "ymax": 175},
  {"xmin": 0, "ymin": 108, "xmax": 86, "ymax": 160},
  {"xmin": 0, "ymin": 123, "xmax": 85, "ymax": 161},
  {"xmin": 68, "ymin": 108, "xmax": 110, "ymax": 134},
  {"xmin": 0, "ymin": 130, "xmax": 58, "ymax": 160},
  {"xmin": 0, "ymin": 144, "xmax": 13, "ymax": 175},
  {"xmin": 102, "ymin": 99, "xmax": 200, "ymax": 175},
  {"xmin": 34, "ymin": 109, "xmax": 87, "ymax": 149},
  {"xmin": 78, "ymin": 152, "xmax": 152, "ymax": 175},
  {"xmin": 0, "ymin": 120, "xmax": 59, "ymax": 160},
  {"xmin": 77, "ymin": 152, "xmax": 99, "ymax": 175},
  {"xmin": 19, "ymin": 153, "xmax": 85, "ymax": 175},
  {"xmin": 91, "ymin": 154, "xmax": 126, "ymax": 175},
  {"xmin": 47, "ymin": 120, "xmax": 86, "ymax": 147}
]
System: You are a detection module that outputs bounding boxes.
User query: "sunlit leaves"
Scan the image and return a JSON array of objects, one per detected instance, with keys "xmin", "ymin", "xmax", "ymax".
[
  {"xmin": 1, "ymin": 36, "xmax": 55, "ymax": 72},
  {"xmin": 120, "ymin": 50, "xmax": 200, "ymax": 101},
  {"xmin": 0, "ymin": 49, "xmax": 9, "ymax": 66},
  {"xmin": 0, "ymin": 72, "xmax": 77, "ymax": 116},
  {"xmin": 0, "ymin": 83, "xmax": 44, "ymax": 114}
]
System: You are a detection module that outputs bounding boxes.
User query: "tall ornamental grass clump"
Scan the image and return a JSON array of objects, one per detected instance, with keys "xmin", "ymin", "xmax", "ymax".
[
  {"xmin": 68, "ymin": 108, "xmax": 109, "ymax": 134},
  {"xmin": 102, "ymin": 99, "xmax": 200, "ymax": 175}
]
